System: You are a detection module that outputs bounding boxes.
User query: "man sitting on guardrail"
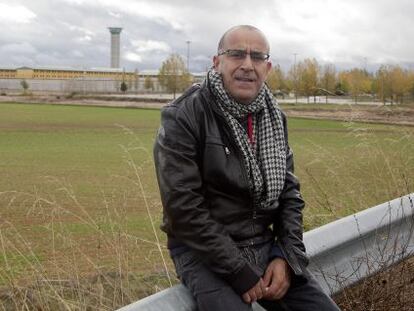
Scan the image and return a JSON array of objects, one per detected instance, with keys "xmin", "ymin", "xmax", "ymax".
[{"xmin": 154, "ymin": 24, "xmax": 341, "ymax": 311}]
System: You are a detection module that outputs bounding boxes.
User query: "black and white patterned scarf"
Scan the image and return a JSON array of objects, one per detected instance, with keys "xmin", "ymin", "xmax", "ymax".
[{"xmin": 208, "ymin": 69, "xmax": 286, "ymax": 209}]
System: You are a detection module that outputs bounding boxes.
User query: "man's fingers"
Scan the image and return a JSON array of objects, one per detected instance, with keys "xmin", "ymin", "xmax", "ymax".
[
  {"xmin": 264, "ymin": 277, "xmax": 290, "ymax": 300},
  {"xmin": 261, "ymin": 258, "xmax": 293, "ymax": 301},
  {"xmin": 242, "ymin": 292, "xmax": 251, "ymax": 304},
  {"xmin": 264, "ymin": 282, "xmax": 279, "ymax": 299},
  {"xmin": 254, "ymin": 282, "xmax": 265, "ymax": 301},
  {"xmin": 272, "ymin": 281, "xmax": 289, "ymax": 300},
  {"xmin": 242, "ymin": 278, "xmax": 268, "ymax": 304},
  {"xmin": 249, "ymin": 290, "xmax": 258, "ymax": 302},
  {"xmin": 257, "ymin": 287, "xmax": 264, "ymax": 300},
  {"xmin": 262, "ymin": 264, "xmax": 280, "ymax": 298},
  {"xmin": 258, "ymin": 278, "xmax": 267, "ymax": 297},
  {"xmin": 252, "ymin": 281, "xmax": 265, "ymax": 302},
  {"xmin": 263, "ymin": 266, "xmax": 273, "ymax": 287}
]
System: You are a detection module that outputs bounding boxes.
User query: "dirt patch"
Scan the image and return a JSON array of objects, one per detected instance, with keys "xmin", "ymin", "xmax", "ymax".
[
  {"xmin": 0, "ymin": 94, "xmax": 166, "ymax": 110},
  {"xmin": 283, "ymin": 105, "xmax": 414, "ymax": 126}
]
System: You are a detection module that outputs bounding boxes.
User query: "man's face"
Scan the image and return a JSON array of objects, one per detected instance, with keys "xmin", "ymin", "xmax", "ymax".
[{"xmin": 213, "ymin": 29, "xmax": 272, "ymax": 104}]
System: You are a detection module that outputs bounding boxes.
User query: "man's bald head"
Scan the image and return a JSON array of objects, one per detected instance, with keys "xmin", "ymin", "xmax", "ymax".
[
  {"xmin": 217, "ymin": 25, "xmax": 270, "ymax": 53},
  {"xmin": 213, "ymin": 25, "xmax": 272, "ymax": 104}
]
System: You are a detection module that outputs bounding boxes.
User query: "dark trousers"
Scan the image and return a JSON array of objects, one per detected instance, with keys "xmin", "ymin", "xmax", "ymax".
[{"xmin": 172, "ymin": 243, "xmax": 341, "ymax": 311}]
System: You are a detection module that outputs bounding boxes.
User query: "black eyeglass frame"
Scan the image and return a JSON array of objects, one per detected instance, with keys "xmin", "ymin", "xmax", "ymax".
[{"xmin": 217, "ymin": 49, "xmax": 270, "ymax": 62}]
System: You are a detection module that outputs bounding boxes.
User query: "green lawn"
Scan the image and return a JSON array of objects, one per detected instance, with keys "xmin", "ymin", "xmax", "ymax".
[
  {"xmin": 0, "ymin": 102, "xmax": 413, "ymax": 308},
  {"xmin": 0, "ymin": 103, "xmax": 164, "ymax": 293}
]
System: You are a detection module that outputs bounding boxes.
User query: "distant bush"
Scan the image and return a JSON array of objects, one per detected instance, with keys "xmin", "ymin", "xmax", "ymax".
[
  {"xmin": 65, "ymin": 91, "xmax": 78, "ymax": 99},
  {"xmin": 20, "ymin": 79, "xmax": 30, "ymax": 95},
  {"xmin": 120, "ymin": 81, "xmax": 128, "ymax": 93}
]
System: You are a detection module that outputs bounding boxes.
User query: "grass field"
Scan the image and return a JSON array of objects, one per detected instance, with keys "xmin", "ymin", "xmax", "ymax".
[{"xmin": 0, "ymin": 102, "xmax": 413, "ymax": 310}]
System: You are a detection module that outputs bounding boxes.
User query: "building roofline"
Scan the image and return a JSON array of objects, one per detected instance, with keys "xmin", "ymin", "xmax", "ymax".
[{"xmin": 2, "ymin": 65, "xmax": 131, "ymax": 73}]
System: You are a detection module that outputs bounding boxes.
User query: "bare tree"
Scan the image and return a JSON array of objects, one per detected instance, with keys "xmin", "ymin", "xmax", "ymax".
[
  {"xmin": 158, "ymin": 54, "xmax": 192, "ymax": 98},
  {"xmin": 297, "ymin": 58, "xmax": 319, "ymax": 103},
  {"xmin": 321, "ymin": 64, "xmax": 337, "ymax": 104}
]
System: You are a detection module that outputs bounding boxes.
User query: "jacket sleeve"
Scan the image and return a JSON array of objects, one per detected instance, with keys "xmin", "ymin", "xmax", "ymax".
[
  {"xmin": 274, "ymin": 113, "xmax": 309, "ymax": 274},
  {"xmin": 153, "ymin": 101, "xmax": 260, "ymax": 295}
]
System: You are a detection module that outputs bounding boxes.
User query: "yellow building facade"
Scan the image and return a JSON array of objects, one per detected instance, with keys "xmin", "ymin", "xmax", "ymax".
[
  {"xmin": 0, "ymin": 68, "xmax": 17, "ymax": 79},
  {"xmin": 0, "ymin": 66, "xmax": 135, "ymax": 82},
  {"xmin": 0, "ymin": 66, "xmax": 204, "ymax": 93}
]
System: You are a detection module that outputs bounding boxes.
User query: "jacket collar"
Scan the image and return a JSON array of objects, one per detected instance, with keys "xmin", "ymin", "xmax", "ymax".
[{"xmin": 200, "ymin": 74, "xmax": 226, "ymax": 119}]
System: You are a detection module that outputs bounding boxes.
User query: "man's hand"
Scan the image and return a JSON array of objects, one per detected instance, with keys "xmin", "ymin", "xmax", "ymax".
[
  {"xmin": 262, "ymin": 258, "xmax": 291, "ymax": 300},
  {"xmin": 242, "ymin": 278, "xmax": 266, "ymax": 304}
]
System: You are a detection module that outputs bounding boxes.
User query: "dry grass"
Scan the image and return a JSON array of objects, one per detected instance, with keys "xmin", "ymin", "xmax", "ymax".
[
  {"xmin": 334, "ymin": 256, "xmax": 414, "ymax": 310},
  {"xmin": 0, "ymin": 133, "xmax": 176, "ymax": 311},
  {"xmin": 0, "ymin": 102, "xmax": 413, "ymax": 310}
]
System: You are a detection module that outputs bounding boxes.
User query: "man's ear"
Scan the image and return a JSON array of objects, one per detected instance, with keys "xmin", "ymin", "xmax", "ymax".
[
  {"xmin": 213, "ymin": 55, "xmax": 220, "ymax": 70},
  {"xmin": 264, "ymin": 60, "xmax": 272, "ymax": 78}
]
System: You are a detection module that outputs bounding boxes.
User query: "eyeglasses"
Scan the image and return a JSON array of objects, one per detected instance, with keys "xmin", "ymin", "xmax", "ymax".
[{"xmin": 217, "ymin": 49, "xmax": 270, "ymax": 62}]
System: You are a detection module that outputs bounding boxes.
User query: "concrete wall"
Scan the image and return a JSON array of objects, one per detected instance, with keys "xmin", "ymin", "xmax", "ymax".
[{"xmin": 0, "ymin": 77, "xmax": 165, "ymax": 94}]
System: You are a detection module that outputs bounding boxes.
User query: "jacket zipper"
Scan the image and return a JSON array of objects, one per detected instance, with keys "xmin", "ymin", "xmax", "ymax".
[
  {"xmin": 220, "ymin": 113, "xmax": 299, "ymax": 268},
  {"xmin": 220, "ymin": 120, "xmax": 257, "ymax": 238}
]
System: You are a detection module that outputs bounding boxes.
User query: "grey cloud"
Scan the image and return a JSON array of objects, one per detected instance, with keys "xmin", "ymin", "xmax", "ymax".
[
  {"xmin": 0, "ymin": 0, "xmax": 413, "ymax": 72},
  {"xmin": 1, "ymin": 42, "xmax": 37, "ymax": 54}
]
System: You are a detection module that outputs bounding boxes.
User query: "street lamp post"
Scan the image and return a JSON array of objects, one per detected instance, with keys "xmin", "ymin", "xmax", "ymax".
[
  {"xmin": 186, "ymin": 40, "xmax": 191, "ymax": 72},
  {"xmin": 293, "ymin": 53, "xmax": 298, "ymax": 104}
]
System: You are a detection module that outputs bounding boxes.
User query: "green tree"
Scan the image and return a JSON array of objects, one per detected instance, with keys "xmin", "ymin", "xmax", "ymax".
[
  {"xmin": 20, "ymin": 79, "xmax": 29, "ymax": 94},
  {"xmin": 158, "ymin": 54, "xmax": 192, "ymax": 98},
  {"xmin": 120, "ymin": 81, "xmax": 128, "ymax": 93}
]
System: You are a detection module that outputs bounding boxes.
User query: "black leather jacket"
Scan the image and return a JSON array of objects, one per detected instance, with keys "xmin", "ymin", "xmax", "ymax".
[{"xmin": 153, "ymin": 80, "xmax": 308, "ymax": 295}]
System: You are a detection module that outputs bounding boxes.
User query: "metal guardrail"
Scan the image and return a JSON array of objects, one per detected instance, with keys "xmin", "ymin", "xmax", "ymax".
[
  {"xmin": 306, "ymin": 193, "xmax": 414, "ymax": 294},
  {"xmin": 118, "ymin": 194, "xmax": 414, "ymax": 311}
]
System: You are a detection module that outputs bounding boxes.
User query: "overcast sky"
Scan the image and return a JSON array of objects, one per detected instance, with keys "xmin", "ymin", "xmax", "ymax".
[{"xmin": 0, "ymin": 0, "xmax": 413, "ymax": 73}]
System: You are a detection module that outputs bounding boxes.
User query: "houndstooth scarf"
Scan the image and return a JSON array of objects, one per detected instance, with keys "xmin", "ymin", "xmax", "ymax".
[{"xmin": 208, "ymin": 69, "xmax": 287, "ymax": 209}]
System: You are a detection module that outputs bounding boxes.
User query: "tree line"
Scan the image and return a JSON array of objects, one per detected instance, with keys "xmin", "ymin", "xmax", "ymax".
[
  {"xmin": 157, "ymin": 54, "xmax": 414, "ymax": 104},
  {"xmin": 267, "ymin": 59, "xmax": 414, "ymax": 105}
]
